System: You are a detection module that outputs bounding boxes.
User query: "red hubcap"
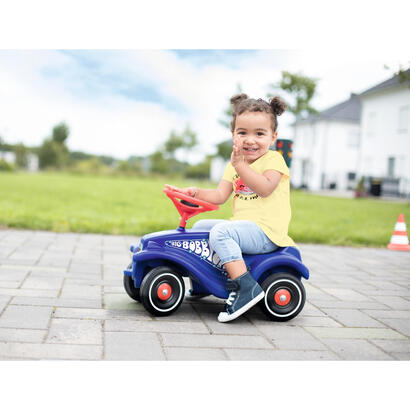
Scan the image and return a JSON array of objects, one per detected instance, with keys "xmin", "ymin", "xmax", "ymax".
[
  {"xmin": 274, "ymin": 289, "xmax": 291, "ymax": 306},
  {"xmin": 157, "ymin": 283, "xmax": 172, "ymax": 300}
]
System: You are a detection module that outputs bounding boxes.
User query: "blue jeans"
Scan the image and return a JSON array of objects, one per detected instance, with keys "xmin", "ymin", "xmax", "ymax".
[{"xmin": 192, "ymin": 219, "xmax": 278, "ymax": 265}]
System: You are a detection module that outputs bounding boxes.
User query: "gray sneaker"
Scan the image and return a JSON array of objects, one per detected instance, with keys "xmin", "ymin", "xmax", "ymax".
[{"xmin": 218, "ymin": 272, "xmax": 265, "ymax": 323}]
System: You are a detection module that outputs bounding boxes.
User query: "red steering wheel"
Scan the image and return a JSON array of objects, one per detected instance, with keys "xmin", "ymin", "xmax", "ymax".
[{"xmin": 163, "ymin": 187, "xmax": 219, "ymax": 229}]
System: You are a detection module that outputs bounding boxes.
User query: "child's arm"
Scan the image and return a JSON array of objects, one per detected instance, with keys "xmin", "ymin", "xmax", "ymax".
[
  {"xmin": 231, "ymin": 137, "xmax": 282, "ymax": 198},
  {"xmin": 164, "ymin": 180, "xmax": 232, "ymax": 205}
]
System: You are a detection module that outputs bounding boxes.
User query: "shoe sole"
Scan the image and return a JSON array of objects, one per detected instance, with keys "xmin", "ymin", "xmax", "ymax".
[{"xmin": 217, "ymin": 291, "xmax": 265, "ymax": 323}]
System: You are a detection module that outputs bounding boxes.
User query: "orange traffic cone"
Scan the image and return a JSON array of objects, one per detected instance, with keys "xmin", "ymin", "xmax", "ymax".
[{"xmin": 387, "ymin": 214, "xmax": 410, "ymax": 251}]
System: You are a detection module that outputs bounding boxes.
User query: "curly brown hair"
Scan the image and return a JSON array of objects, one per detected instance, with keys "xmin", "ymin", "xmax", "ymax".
[{"xmin": 230, "ymin": 93, "xmax": 287, "ymax": 133}]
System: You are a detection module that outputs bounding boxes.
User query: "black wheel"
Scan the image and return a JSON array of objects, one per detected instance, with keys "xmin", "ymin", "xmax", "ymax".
[
  {"xmin": 259, "ymin": 273, "xmax": 306, "ymax": 321},
  {"xmin": 123, "ymin": 264, "xmax": 141, "ymax": 302},
  {"xmin": 140, "ymin": 266, "xmax": 185, "ymax": 316}
]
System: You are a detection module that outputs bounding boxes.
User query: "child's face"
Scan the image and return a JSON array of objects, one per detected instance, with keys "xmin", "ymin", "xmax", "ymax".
[{"xmin": 232, "ymin": 111, "xmax": 277, "ymax": 163}]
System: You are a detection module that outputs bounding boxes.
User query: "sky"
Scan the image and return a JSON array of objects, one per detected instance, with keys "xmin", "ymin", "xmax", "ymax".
[{"xmin": 0, "ymin": 49, "xmax": 408, "ymax": 162}]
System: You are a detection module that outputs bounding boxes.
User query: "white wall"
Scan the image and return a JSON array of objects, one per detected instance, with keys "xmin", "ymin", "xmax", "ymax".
[
  {"xmin": 0, "ymin": 151, "xmax": 39, "ymax": 171},
  {"xmin": 292, "ymin": 119, "xmax": 360, "ymax": 191},
  {"xmin": 358, "ymin": 86, "xmax": 410, "ymax": 195},
  {"xmin": 0, "ymin": 151, "xmax": 15, "ymax": 163}
]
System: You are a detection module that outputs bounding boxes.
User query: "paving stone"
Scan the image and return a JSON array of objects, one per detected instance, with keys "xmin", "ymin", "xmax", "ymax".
[
  {"xmin": 36, "ymin": 258, "xmax": 71, "ymax": 268},
  {"xmin": 298, "ymin": 302, "xmax": 325, "ymax": 317},
  {"xmin": 164, "ymin": 347, "xmax": 227, "ymax": 360},
  {"xmin": 0, "ymin": 341, "xmax": 102, "ymax": 360},
  {"xmin": 321, "ymin": 308, "xmax": 386, "ymax": 328},
  {"xmin": 0, "ymin": 259, "xmax": 35, "ymax": 266},
  {"xmin": 390, "ymin": 352, "xmax": 410, "ymax": 360},
  {"xmin": 104, "ymin": 331, "xmax": 165, "ymax": 360},
  {"xmin": 9, "ymin": 252, "xmax": 42, "ymax": 261},
  {"xmin": 153, "ymin": 303, "xmax": 204, "ymax": 322},
  {"xmin": 24, "ymin": 267, "xmax": 66, "ymax": 276},
  {"xmin": 10, "ymin": 296, "xmax": 102, "ymax": 309},
  {"xmin": 276, "ymin": 315, "xmax": 342, "ymax": 327},
  {"xmin": 0, "ymin": 288, "xmax": 59, "ymax": 298},
  {"xmin": 104, "ymin": 308, "xmax": 152, "ymax": 320},
  {"xmin": 0, "ymin": 295, "xmax": 10, "ymax": 312},
  {"xmin": 105, "ymin": 319, "xmax": 209, "ymax": 334},
  {"xmin": 224, "ymin": 348, "xmax": 338, "ymax": 360},
  {"xmin": 54, "ymin": 307, "xmax": 108, "ymax": 319},
  {"xmin": 160, "ymin": 333, "xmax": 272, "ymax": 349},
  {"xmin": 69, "ymin": 263, "xmax": 102, "ymax": 274},
  {"xmin": 321, "ymin": 338, "xmax": 394, "ymax": 360},
  {"xmin": 21, "ymin": 277, "xmax": 64, "ymax": 290},
  {"xmin": 305, "ymin": 326, "xmax": 406, "ymax": 340},
  {"xmin": 0, "ymin": 305, "xmax": 53, "ymax": 329},
  {"xmin": 199, "ymin": 315, "xmax": 261, "ymax": 336},
  {"xmin": 321, "ymin": 288, "xmax": 372, "ymax": 301},
  {"xmin": 60, "ymin": 284, "xmax": 101, "ymax": 300},
  {"xmin": 0, "ymin": 280, "xmax": 21, "ymax": 289},
  {"xmin": 370, "ymin": 339, "xmax": 410, "ymax": 354},
  {"xmin": 306, "ymin": 292, "xmax": 339, "ymax": 302},
  {"xmin": 365, "ymin": 289, "xmax": 410, "ymax": 297},
  {"xmin": 103, "ymin": 286, "xmax": 124, "ymax": 293},
  {"xmin": 252, "ymin": 323, "xmax": 329, "ymax": 350},
  {"xmin": 361, "ymin": 310, "xmax": 410, "ymax": 320},
  {"xmin": 0, "ymin": 328, "xmax": 46, "ymax": 343},
  {"xmin": 310, "ymin": 300, "xmax": 389, "ymax": 310},
  {"xmin": 0, "ymin": 268, "xmax": 30, "ymax": 280},
  {"xmin": 368, "ymin": 295, "xmax": 410, "ymax": 310},
  {"xmin": 370, "ymin": 281, "xmax": 409, "ymax": 291},
  {"xmin": 104, "ymin": 293, "xmax": 144, "ymax": 311},
  {"xmin": 47, "ymin": 318, "xmax": 102, "ymax": 344},
  {"xmin": 376, "ymin": 318, "xmax": 410, "ymax": 337}
]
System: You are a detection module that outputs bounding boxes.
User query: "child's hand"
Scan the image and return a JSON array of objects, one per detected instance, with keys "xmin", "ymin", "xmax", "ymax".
[
  {"xmin": 231, "ymin": 137, "xmax": 246, "ymax": 168},
  {"xmin": 164, "ymin": 184, "xmax": 198, "ymax": 197}
]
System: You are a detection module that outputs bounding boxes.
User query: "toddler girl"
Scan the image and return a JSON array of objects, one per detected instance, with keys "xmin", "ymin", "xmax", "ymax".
[{"xmin": 165, "ymin": 93, "xmax": 296, "ymax": 322}]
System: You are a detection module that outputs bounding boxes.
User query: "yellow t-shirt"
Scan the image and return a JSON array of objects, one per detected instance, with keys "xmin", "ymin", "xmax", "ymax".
[{"xmin": 222, "ymin": 150, "xmax": 296, "ymax": 247}]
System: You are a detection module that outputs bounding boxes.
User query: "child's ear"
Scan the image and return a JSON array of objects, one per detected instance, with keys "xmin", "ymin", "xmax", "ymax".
[{"xmin": 271, "ymin": 132, "xmax": 278, "ymax": 145}]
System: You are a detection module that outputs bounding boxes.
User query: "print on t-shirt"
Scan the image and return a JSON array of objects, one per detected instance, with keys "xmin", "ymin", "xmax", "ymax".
[{"xmin": 233, "ymin": 174, "xmax": 259, "ymax": 201}]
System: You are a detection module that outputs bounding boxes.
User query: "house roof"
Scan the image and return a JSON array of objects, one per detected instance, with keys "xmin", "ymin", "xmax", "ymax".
[
  {"xmin": 295, "ymin": 93, "xmax": 361, "ymax": 125},
  {"xmin": 359, "ymin": 68, "xmax": 410, "ymax": 97}
]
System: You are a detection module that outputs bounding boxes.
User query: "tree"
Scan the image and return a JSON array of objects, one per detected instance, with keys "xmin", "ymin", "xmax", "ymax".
[
  {"xmin": 14, "ymin": 143, "xmax": 28, "ymax": 169},
  {"xmin": 164, "ymin": 124, "xmax": 198, "ymax": 160},
  {"xmin": 384, "ymin": 63, "xmax": 410, "ymax": 83},
  {"xmin": 216, "ymin": 140, "xmax": 232, "ymax": 160},
  {"xmin": 185, "ymin": 155, "xmax": 212, "ymax": 179},
  {"xmin": 38, "ymin": 122, "xmax": 70, "ymax": 169},
  {"xmin": 164, "ymin": 131, "xmax": 184, "ymax": 157},
  {"xmin": 52, "ymin": 122, "xmax": 70, "ymax": 144},
  {"xmin": 149, "ymin": 150, "xmax": 169, "ymax": 174},
  {"xmin": 268, "ymin": 71, "xmax": 319, "ymax": 120},
  {"xmin": 39, "ymin": 140, "xmax": 67, "ymax": 170}
]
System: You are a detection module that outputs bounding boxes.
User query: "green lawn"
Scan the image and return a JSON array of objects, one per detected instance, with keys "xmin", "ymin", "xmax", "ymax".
[{"xmin": 1, "ymin": 172, "xmax": 409, "ymax": 247}]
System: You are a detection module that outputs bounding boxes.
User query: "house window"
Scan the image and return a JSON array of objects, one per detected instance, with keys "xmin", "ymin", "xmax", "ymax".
[
  {"xmin": 347, "ymin": 172, "xmax": 356, "ymax": 181},
  {"xmin": 348, "ymin": 130, "xmax": 360, "ymax": 148},
  {"xmin": 367, "ymin": 112, "xmax": 377, "ymax": 137},
  {"xmin": 388, "ymin": 157, "xmax": 395, "ymax": 177},
  {"xmin": 398, "ymin": 106, "xmax": 409, "ymax": 132}
]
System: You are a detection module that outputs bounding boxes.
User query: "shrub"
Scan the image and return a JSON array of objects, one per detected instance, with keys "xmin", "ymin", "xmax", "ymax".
[{"xmin": 0, "ymin": 159, "xmax": 14, "ymax": 172}]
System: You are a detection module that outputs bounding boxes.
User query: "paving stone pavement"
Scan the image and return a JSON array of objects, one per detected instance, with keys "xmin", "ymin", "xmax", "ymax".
[{"xmin": 0, "ymin": 228, "xmax": 409, "ymax": 361}]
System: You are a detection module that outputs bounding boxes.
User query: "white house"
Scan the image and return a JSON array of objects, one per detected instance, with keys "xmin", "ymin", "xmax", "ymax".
[
  {"xmin": 0, "ymin": 150, "xmax": 39, "ymax": 171},
  {"xmin": 291, "ymin": 94, "xmax": 361, "ymax": 191},
  {"xmin": 357, "ymin": 70, "xmax": 410, "ymax": 196}
]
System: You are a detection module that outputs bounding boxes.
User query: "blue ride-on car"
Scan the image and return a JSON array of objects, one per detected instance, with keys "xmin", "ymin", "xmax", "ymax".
[{"xmin": 123, "ymin": 188, "xmax": 309, "ymax": 321}]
